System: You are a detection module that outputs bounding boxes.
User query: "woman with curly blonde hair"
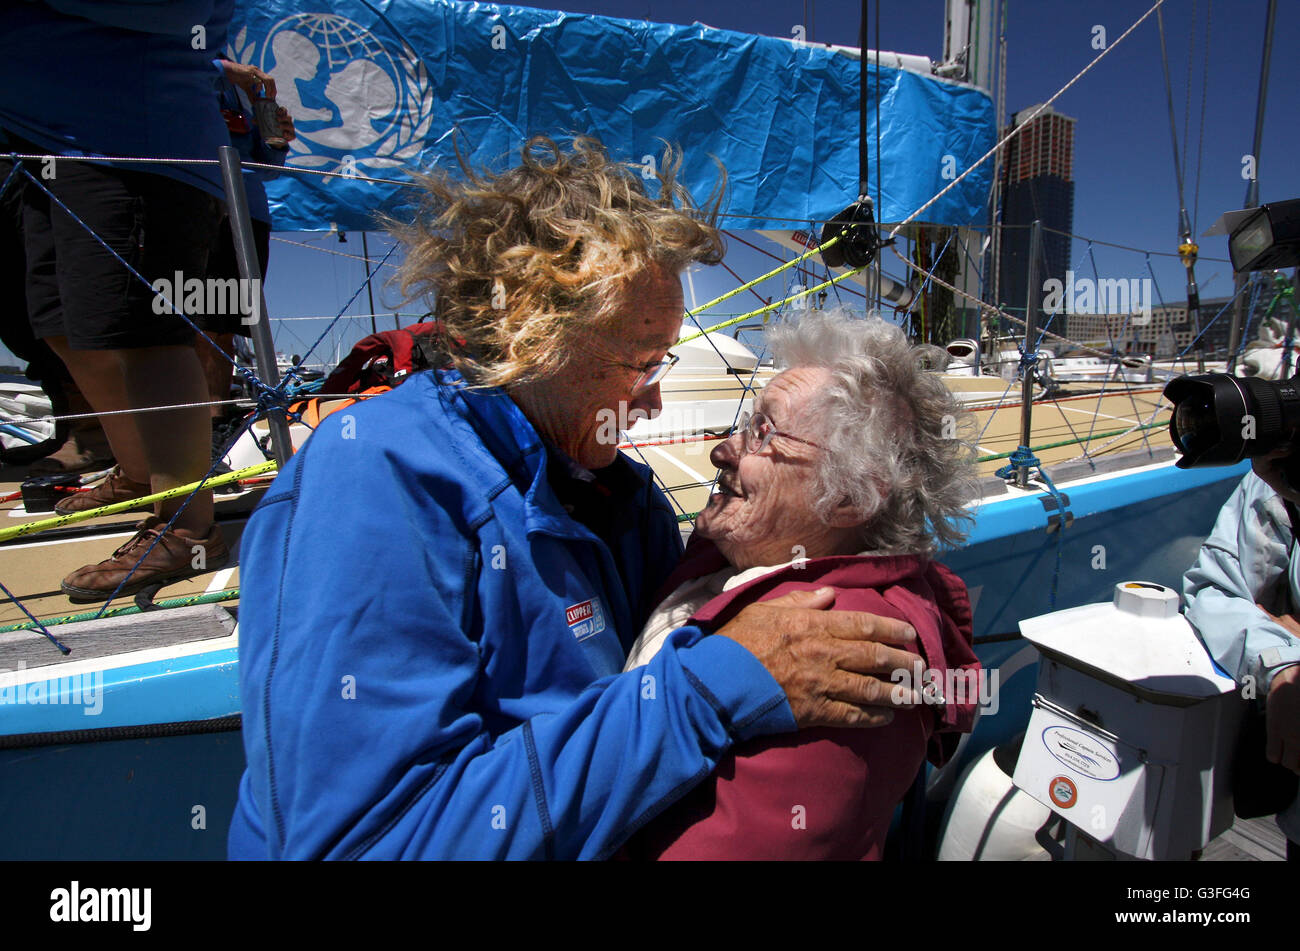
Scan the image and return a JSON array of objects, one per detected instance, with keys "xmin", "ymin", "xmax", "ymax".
[{"xmin": 230, "ymin": 137, "xmax": 921, "ymax": 860}]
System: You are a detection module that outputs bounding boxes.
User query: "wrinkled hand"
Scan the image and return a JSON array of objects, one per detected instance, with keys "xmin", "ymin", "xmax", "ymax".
[
  {"xmin": 1252, "ymin": 448, "xmax": 1300, "ymax": 506},
  {"xmin": 1266, "ymin": 664, "xmax": 1300, "ymax": 775},
  {"xmin": 714, "ymin": 587, "xmax": 922, "ymax": 729},
  {"xmin": 220, "ymin": 59, "xmax": 277, "ymax": 101}
]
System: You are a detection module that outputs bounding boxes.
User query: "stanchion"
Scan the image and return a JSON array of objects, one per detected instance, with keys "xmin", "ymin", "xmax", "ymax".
[{"xmin": 217, "ymin": 145, "xmax": 293, "ymax": 467}]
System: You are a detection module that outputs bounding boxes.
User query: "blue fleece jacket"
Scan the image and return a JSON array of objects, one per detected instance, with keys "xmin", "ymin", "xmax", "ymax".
[{"xmin": 228, "ymin": 370, "xmax": 794, "ymax": 859}]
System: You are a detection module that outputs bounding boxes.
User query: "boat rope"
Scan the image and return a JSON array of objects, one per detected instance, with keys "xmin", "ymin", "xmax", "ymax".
[
  {"xmin": 80, "ymin": 426, "xmax": 266, "ymax": 619},
  {"xmin": 887, "ymin": 0, "xmax": 1168, "ymax": 239},
  {"xmin": 888, "ymin": 245, "xmax": 1118, "ymax": 361},
  {"xmin": 0, "ymin": 576, "xmax": 70, "ymax": 653},
  {"xmin": 0, "ymin": 461, "xmax": 277, "ymax": 544},
  {"xmin": 0, "ymin": 588, "xmax": 241, "ymax": 635},
  {"xmin": 901, "ymin": 229, "xmax": 956, "ymax": 333},
  {"xmin": 291, "ymin": 244, "xmax": 399, "ymax": 376},
  {"xmin": 1083, "ymin": 243, "xmax": 1157, "ymax": 451},
  {"xmin": 679, "ymin": 258, "xmax": 868, "ymax": 343},
  {"xmin": 1057, "ymin": 413, "xmax": 1168, "ymax": 470},
  {"xmin": 2, "ymin": 151, "xmax": 417, "ymax": 189},
  {"xmin": 1157, "ymin": 5, "xmax": 1190, "ymax": 226},
  {"xmin": 1029, "ymin": 223, "xmax": 1228, "ymax": 263},
  {"xmin": 723, "ymin": 230, "xmax": 868, "ymax": 301},
  {"xmin": 1176, "ymin": 279, "xmax": 1258, "ymax": 360},
  {"xmin": 716, "ymin": 258, "xmax": 773, "ymax": 311},
  {"xmin": 680, "ymin": 234, "xmax": 841, "ymax": 325},
  {"xmin": 21, "ymin": 392, "xmax": 381, "ymax": 428},
  {"xmin": 270, "ymin": 234, "xmax": 401, "ymax": 268}
]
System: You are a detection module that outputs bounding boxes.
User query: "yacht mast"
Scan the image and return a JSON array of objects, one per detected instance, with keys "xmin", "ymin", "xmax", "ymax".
[{"xmin": 1225, "ymin": 0, "xmax": 1277, "ymax": 371}]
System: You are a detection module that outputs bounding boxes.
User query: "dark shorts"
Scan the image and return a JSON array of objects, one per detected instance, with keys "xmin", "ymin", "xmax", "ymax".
[
  {"xmin": 195, "ymin": 215, "xmax": 271, "ymax": 338},
  {"xmin": 11, "ymin": 135, "xmax": 221, "ymax": 350}
]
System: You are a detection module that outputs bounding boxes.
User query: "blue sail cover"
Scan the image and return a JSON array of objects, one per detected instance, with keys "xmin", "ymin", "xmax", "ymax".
[{"xmin": 228, "ymin": 1, "xmax": 994, "ymax": 231}]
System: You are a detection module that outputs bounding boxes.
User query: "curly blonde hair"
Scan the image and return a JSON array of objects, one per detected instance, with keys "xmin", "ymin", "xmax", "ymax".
[{"xmin": 389, "ymin": 136, "xmax": 726, "ymax": 387}]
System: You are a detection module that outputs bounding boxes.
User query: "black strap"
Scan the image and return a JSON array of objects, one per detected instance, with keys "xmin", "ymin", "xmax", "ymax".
[{"xmin": 1285, "ymin": 498, "xmax": 1300, "ymax": 542}]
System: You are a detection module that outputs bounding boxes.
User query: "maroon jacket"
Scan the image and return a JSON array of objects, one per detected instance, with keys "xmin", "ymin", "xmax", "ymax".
[{"xmin": 630, "ymin": 539, "xmax": 979, "ymax": 861}]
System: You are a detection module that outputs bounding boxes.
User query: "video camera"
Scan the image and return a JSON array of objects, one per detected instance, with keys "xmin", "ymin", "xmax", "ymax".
[{"xmin": 1164, "ymin": 199, "xmax": 1300, "ymax": 479}]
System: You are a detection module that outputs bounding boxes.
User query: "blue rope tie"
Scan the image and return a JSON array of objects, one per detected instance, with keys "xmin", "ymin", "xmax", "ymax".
[
  {"xmin": 995, "ymin": 447, "xmax": 1068, "ymax": 611},
  {"xmin": 994, "ymin": 445, "xmax": 1041, "ymax": 482}
]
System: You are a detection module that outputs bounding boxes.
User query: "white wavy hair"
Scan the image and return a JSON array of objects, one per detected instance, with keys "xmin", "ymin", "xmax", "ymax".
[{"xmin": 765, "ymin": 308, "xmax": 977, "ymax": 555}]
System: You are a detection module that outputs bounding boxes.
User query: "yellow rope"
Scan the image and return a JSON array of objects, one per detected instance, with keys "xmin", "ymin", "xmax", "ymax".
[
  {"xmin": 679, "ymin": 234, "xmax": 840, "ymax": 327},
  {"xmin": 680, "ymin": 259, "xmax": 869, "ymax": 343},
  {"xmin": 0, "ymin": 460, "xmax": 278, "ymax": 544}
]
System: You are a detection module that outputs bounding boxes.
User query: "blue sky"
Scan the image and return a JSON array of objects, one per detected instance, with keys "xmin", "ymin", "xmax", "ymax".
[{"xmin": 6, "ymin": 0, "xmax": 1296, "ymax": 371}]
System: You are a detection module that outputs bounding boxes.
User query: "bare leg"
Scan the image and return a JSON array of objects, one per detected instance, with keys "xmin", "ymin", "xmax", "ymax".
[
  {"xmin": 45, "ymin": 336, "xmax": 213, "ymax": 534},
  {"xmin": 196, "ymin": 332, "xmax": 236, "ymax": 419}
]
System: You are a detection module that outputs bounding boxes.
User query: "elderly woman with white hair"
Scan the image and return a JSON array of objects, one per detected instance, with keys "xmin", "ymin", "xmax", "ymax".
[{"xmin": 624, "ymin": 308, "xmax": 981, "ymax": 861}]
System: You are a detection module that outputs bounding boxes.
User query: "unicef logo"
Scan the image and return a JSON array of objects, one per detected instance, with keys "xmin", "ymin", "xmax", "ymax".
[{"xmin": 227, "ymin": 13, "xmax": 433, "ymax": 178}]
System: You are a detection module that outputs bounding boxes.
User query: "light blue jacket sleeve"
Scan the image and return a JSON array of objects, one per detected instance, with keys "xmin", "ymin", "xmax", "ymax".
[{"xmin": 1183, "ymin": 472, "xmax": 1300, "ymax": 697}]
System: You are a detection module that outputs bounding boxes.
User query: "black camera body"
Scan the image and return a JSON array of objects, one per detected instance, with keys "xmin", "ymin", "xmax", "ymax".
[
  {"xmin": 1165, "ymin": 373, "xmax": 1300, "ymax": 485},
  {"xmin": 1164, "ymin": 198, "xmax": 1300, "ymax": 482}
]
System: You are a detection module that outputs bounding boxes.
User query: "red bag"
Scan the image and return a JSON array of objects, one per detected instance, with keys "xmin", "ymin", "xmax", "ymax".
[{"xmin": 322, "ymin": 321, "xmax": 455, "ymax": 394}]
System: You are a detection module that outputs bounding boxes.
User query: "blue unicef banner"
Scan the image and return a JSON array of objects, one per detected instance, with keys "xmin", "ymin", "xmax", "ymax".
[{"xmin": 227, "ymin": 0, "xmax": 995, "ymax": 232}]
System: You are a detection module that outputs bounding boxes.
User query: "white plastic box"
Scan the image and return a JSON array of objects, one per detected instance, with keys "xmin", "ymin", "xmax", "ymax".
[{"xmin": 1012, "ymin": 581, "xmax": 1246, "ymax": 860}]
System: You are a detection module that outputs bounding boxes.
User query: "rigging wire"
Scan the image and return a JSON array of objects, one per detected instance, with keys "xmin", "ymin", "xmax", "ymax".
[
  {"xmin": 1182, "ymin": 0, "xmax": 1196, "ymax": 198},
  {"xmin": 887, "ymin": 0, "xmax": 1169, "ymax": 239},
  {"xmin": 1156, "ymin": 1, "xmax": 1204, "ymax": 358},
  {"xmin": 270, "ymin": 234, "xmax": 399, "ymax": 268},
  {"xmin": 1192, "ymin": 0, "xmax": 1211, "ymax": 234},
  {"xmin": 1155, "ymin": 5, "xmax": 1191, "ymax": 238}
]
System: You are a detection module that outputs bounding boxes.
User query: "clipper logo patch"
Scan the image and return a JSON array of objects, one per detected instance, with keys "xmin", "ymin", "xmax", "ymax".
[{"xmin": 565, "ymin": 598, "xmax": 606, "ymax": 641}]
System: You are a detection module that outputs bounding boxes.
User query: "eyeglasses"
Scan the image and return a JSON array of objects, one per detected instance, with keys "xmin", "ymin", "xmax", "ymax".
[
  {"xmin": 735, "ymin": 411, "xmax": 827, "ymax": 456},
  {"xmin": 614, "ymin": 352, "xmax": 679, "ymax": 396}
]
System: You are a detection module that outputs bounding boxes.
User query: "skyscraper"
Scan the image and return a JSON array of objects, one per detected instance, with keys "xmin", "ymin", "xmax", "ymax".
[{"xmin": 996, "ymin": 104, "xmax": 1075, "ymax": 319}]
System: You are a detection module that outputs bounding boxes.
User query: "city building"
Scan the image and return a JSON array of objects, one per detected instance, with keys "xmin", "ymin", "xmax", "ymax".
[
  {"xmin": 996, "ymin": 104, "xmax": 1075, "ymax": 317},
  {"xmin": 1064, "ymin": 282, "xmax": 1286, "ymax": 358}
]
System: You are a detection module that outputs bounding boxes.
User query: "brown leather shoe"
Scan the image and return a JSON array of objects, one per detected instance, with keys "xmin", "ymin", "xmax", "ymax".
[
  {"xmin": 61, "ymin": 517, "xmax": 230, "ymax": 603},
  {"xmin": 53, "ymin": 466, "xmax": 152, "ymax": 515}
]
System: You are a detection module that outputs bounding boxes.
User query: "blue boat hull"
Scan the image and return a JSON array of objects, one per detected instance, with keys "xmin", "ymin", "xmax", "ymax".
[{"xmin": 0, "ymin": 460, "xmax": 1250, "ymax": 859}]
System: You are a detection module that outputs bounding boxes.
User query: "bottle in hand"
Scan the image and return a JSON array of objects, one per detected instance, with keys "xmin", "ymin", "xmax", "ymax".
[{"xmin": 253, "ymin": 96, "xmax": 289, "ymax": 150}]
